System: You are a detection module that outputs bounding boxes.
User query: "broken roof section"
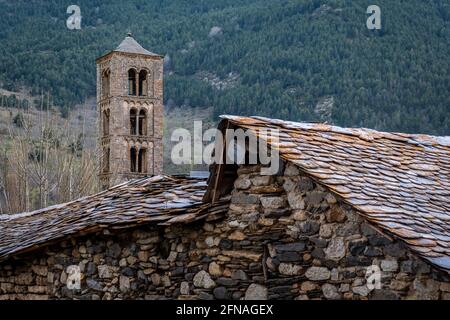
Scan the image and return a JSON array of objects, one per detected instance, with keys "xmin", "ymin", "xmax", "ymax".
[
  {"xmin": 216, "ymin": 115, "xmax": 450, "ymax": 273},
  {"xmin": 0, "ymin": 175, "xmax": 229, "ymax": 262}
]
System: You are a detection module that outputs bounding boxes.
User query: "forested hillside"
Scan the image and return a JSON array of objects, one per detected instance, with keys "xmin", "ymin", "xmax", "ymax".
[{"xmin": 0, "ymin": 0, "xmax": 449, "ymax": 135}]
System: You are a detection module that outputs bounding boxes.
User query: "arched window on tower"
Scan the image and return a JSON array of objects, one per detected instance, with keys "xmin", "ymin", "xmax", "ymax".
[
  {"xmin": 102, "ymin": 147, "xmax": 110, "ymax": 173},
  {"xmin": 138, "ymin": 109, "xmax": 147, "ymax": 136},
  {"xmin": 138, "ymin": 70, "xmax": 148, "ymax": 96},
  {"xmin": 128, "ymin": 69, "xmax": 137, "ymax": 95},
  {"xmin": 103, "ymin": 109, "xmax": 110, "ymax": 136},
  {"xmin": 138, "ymin": 148, "xmax": 147, "ymax": 173},
  {"xmin": 130, "ymin": 108, "xmax": 137, "ymax": 135},
  {"xmin": 101, "ymin": 69, "xmax": 110, "ymax": 99},
  {"xmin": 130, "ymin": 147, "xmax": 137, "ymax": 173}
]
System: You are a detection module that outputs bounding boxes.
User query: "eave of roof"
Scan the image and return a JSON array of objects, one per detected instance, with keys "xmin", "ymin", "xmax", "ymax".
[
  {"xmin": 0, "ymin": 175, "xmax": 229, "ymax": 262},
  {"xmin": 96, "ymin": 35, "xmax": 163, "ymax": 62}
]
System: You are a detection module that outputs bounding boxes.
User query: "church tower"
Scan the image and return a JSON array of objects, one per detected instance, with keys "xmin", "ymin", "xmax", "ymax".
[{"xmin": 96, "ymin": 34, "xmax": 164, "ymax": 189}]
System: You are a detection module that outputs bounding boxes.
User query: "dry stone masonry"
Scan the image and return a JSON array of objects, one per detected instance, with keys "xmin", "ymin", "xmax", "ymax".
[{"xmin": 1, "ymin": 161, "xmax": 448, "ymax": 300}]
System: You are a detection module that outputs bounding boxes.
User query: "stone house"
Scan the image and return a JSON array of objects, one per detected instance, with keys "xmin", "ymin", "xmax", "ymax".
[{"xmin": 0, "ymin": 116, "xmax": 449, "ymax": 300}]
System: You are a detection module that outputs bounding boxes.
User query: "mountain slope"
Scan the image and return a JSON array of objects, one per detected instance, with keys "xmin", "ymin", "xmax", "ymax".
[{"xmin": 0, "ymin": 0, "xmax": 449, "ymax": 135}]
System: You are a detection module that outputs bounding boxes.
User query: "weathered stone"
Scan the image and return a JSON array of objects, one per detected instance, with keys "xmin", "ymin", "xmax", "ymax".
[
  {"xmin": 441, "ymin": 293, "xmax": 450, "ymax": 300},
  {"xmin": 284, "ymin": 163, "xmax": 300, "ymax": 176},
  {"xmin": 252, "ymin": 176, "xmax": 272, "ymax": 186},
  {"xmin": 370, "ymin": 289, "xmax": 399, "ymax": 300},
  {"xmin": 119, "ymin": 276, "xmax": 130, "ymax": 292},
  {"xmin": 15, "ymin": 273, "xmax": 34, "ymax": 285},
  {"xmin": 298, "ymin": 177, "xmax": 314, "ymax": 191},
  {"xmin": 98, "ymin": 265, "xmax": 113, "ymax": 279},
  {"xmin": 260, "ymin": 197, "xmax": 286, "ymax": 209},
  {"xmin": 319, "ymin": 224, "xmax": 334, "ymax": 238},
  {"xmin": 352, "ymin": 285, "xmax": 370, "ymax": 297},
  {"xmin": 325, "ymin": 193, "xmax": 337, "ymax": 205},
  {"xmin": 193, "ymin": 271, "xmax": 216, "ymax": 289},
  {"xmin": 348, "ymin": 239, "xmax": 368, "ymax": 255},
  {"xmin": 360, "ymin": 223, "xmax": 378, "ymax": 236},
  {"xmin": 234, "ymin": 178, "xmax": 251, "ymax": 190},
  {"xmin": 282, "ymin": 178, "xmax": 297, "ymax": 192},
  {"xmin": 258, "ymin": 217, "xmax": 274, "ymax": 226},
  {"xmin": 381, "ymin": 260, "xmax": 398, "ymax": 272},
  {"xmin": 322, "ymin": 284, "xmax": 341, "ymax": 300},
  {"xmin": 339, "ymin": 283, "xmax": 350, "ymax": 292},
  {"xmin": 279, "ymin": 263, "xmax": 302, "ymax": 276},
  {"xmin": 119, "ymin": 258, "xmax": 127, "ymax": 267},
  {"xmin": 326, "ymin": 206, "xmax": 346, "ymax": 223},
  {"xmin": 305, "ymin": 267, "xmax": 331, "ymax": 281},
  {"xmin": 277, "ymin": 252, "xmax": 302, "ymax": 262},
  {"xmin": 411, "ymin": 278, "xmax": 440, "ymax": 300},
  {"xmin": 216, "ymin": 278, "xmax": 237, "ymax": 287},
  {"xmin": 440, "ymin": 282, "xmax": 450, "ymax": 292},
  {"xmin": 383, "ymin": 243, "xmax": 406, "ymax": 258},
  {"xmin": 208, "ymin": 262, "xmax": 222, "ymax": 277},
  {"xmin": 368, "ymin": 234, "xmax": 392, "ymax": 246},
  {"xmin": 389, "ymin": 280, "xmax": 410, "ymax": 291},
  {"xmin": 107, "ymin": 243, "xmax": 121, "ymax": 258},
  {"xmin": 300, "ymin": 281, "xmax": 317, "ymax": 292},
  {"xmin": 85, "ymin": 279, "xmax": 102, "ymax": 291},
  {"xmin": 298, "ymin": 221, "xmax": 320, "ymax": 235},
  {"xmin": 151, "ymin": 273, "xmax": 161, "ymax": 286},
  {"xmin": 205, "ymin": 236, "xmax": 216, "ymax": 248},
  {"xmin": 310, "ymin": 237, "xmax": 328, "ymax": 248},
  {"xmin": 364, "ymin": 246, "xmax": 383, "ymax": 257},
  {"xmin": 287, "ymin": 193, "xmax": 305, "ymax": 210},
  {"xmin": 198, "ymin": 292, "xmax": 214, "ymax": 300},
  {"xmin": 311, "ymin": 248, "xmax": 325, "ymax": 259},
  {"xmin": 413, "ymin": 260, "xmax": 431, "ymax": 274},
  {"xmin": 213, "ymin": 287, "xmax": 229, "ymax": 300},
  {"xmin": 245, "ymin": 284, "xmax": 268, "ymax": 300},
  {"xmin": 345, "ymin": 255, "xmax": 372, "ymax": 267},
  {"xmin": 336, "ymin": 222, "xmax": 360, "ymax": 237},
  {"xmin": 228, "ymin": 231, "xmax": 246, "ymax": 241},
  {"xmin": 305, "ymin": 191, "xmax": 326, "ymax": 207},
  {"xmin": 180, "ymin": 281, "xmax": 190, "ymax": 295},
  {"xmin": 28, "ymin": 286, "xmax": 47, "ymax": 294},
  {"xmin": 161, "ymin": 275, "xmax": 171, "ymax": 287},
  {"xmin": 252, "ymin": 186, "xmax": 284, "ymax": 194},
  {"xmin": 222, "ymin": 250, "xmax": 261, "ymax": 262},
  {"xmin": 137, "ymin": 251, "xmax": 149, "ymax": 262},
  {"xmin": 330, "ymin": 268, "xmax": 339, "ymax": 281},
  {"xmin": 231, "ymin": 270, "xmax": 248, "ymax": 281},
  {"xmin": 275, "ymin": 242, "xmax": 306, "ymax": 252},
  {"xmin": 292, "ymin": 210, "xmax": 308, "ymax": 221},
  {"xmin": 31, "ymin": 265, "xmax": 48, "ymax": 277},
  {"xmin": 231, "ymin": 193, "xmax": 260, "ymax": 205},
  {"xmin": 325, "ymin": 237, "xmax": 346, "ymax": 261}
]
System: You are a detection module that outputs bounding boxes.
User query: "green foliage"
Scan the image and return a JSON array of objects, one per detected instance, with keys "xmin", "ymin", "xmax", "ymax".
[
  {"xmin": 0, "ymin": 94, "xmax": 30, "ymax": 110},
  {"xmin": 0, "ymin": 0, "xmax": 449, "ymax": 135},
  {"xmin": 12, "ymin": 112, "xmax": 24, "ymax": 128}
]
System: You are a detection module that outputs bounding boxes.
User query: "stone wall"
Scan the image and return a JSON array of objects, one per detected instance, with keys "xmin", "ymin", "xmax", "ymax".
[{"xmin": 1, "ymin": 162, "xmax": 449, "ymax": 300}]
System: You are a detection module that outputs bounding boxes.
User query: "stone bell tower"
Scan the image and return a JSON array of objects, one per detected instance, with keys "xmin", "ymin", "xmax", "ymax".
[{"xmin": 96, "ymin": 33, "xmax": 164, "ymax": 189}]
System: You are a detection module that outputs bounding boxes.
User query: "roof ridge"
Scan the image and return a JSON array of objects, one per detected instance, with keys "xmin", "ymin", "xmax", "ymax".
[{"xmin": 220, "ymin": 115, "xmax": 450, "ymax": 148}]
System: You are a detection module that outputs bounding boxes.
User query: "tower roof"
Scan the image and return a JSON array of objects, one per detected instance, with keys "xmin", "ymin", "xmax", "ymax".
[{"xmin": 99, "ymin": 33, "xmax": 162, "ymax": 59}]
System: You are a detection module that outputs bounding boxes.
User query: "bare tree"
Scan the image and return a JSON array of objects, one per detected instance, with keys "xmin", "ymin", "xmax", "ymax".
[{"xmin": 0, "ymin": 94, "xmax": 99, "ymax": 214}]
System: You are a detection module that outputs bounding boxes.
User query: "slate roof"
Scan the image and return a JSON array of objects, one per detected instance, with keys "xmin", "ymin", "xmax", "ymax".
[
  {"xmin": 219, "ymin": 115, "xmax": 450, "ymax": 273},
  {"xmin": 113, "ymin": 34, "xmax": 161, "ymax": 57},
  {"xmin": 0, "ymin": 175, "xmax": 229, "ymax": 262}
]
